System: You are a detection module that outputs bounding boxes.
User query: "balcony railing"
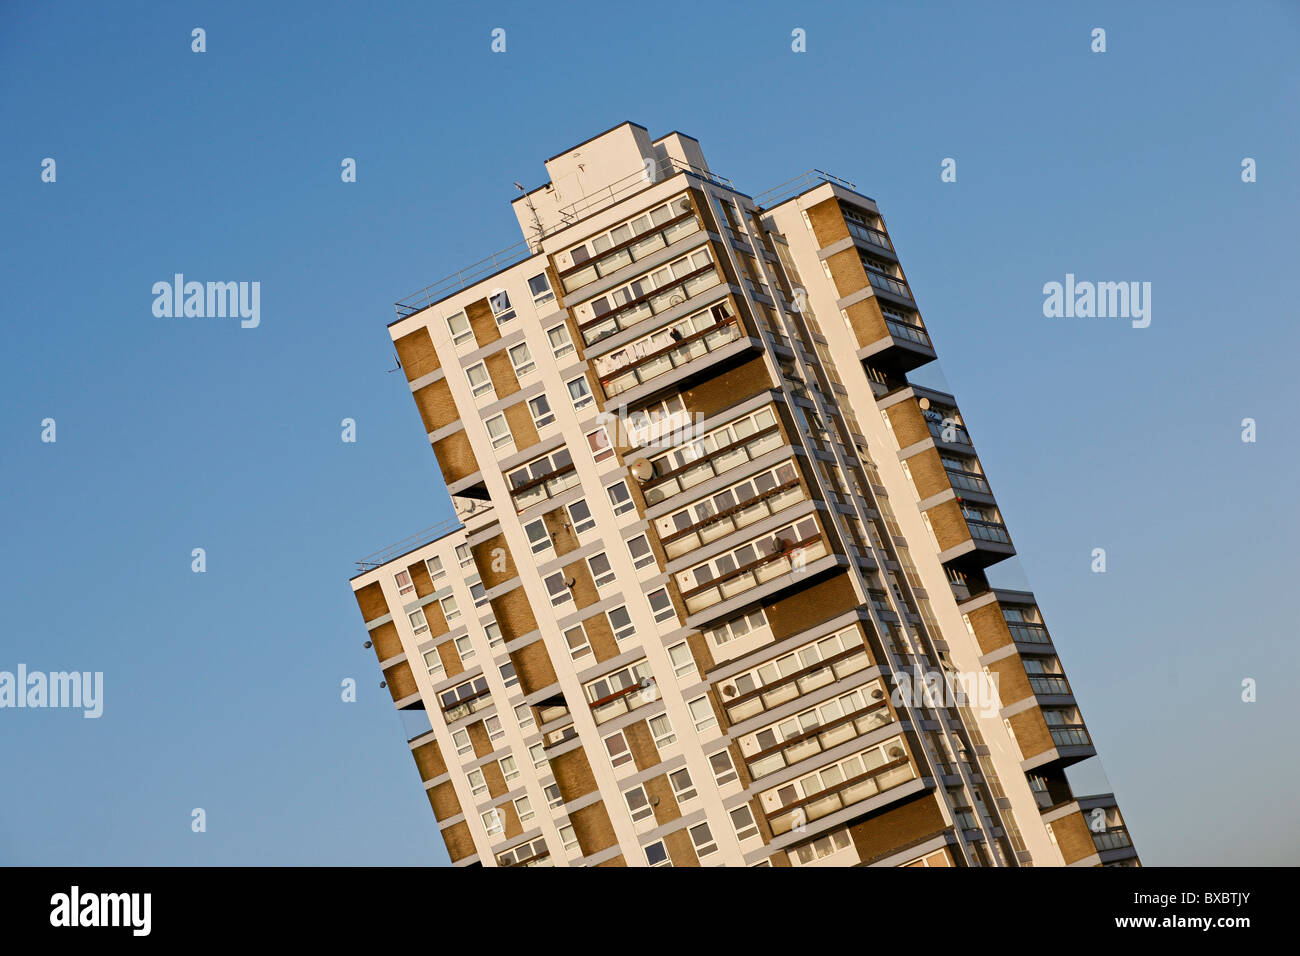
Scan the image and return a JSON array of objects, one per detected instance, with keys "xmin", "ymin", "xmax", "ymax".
[
  {"xmin": 927, "ymin": 418, "xmax": 972, "ymax": 446},
  {"xmin": 866, "ymin": 589, "xmax": 893, "ymax": 613},
  {"xmin": 578, "ymin": 262, "xmax": 720, "ymax": 348},
  {"xmin": 767, "ymin": 756, "xmax": 914, "ymax": 836},
  {"xmin": 966, "ymin": 517, "xmax": 1011, "ymax": 545},
  {"xmin": 588, "ymin": 677, "xmax": 657, "ymax": 724},
  {"xmin": 1048, "ymin": 724, "xmax": 1092, "ymax": 748},
  {"xmin": 1028, "ymin": 675, "xmax": 1072, "ymax": 697},
  {"xmin": 1092, "ymin": 827, "xmax": 1133, "ymax": 852},
  {"xmin": 864, "ymin": 266, "xmax": 912, "ymax": 300},
  {"xmin": 945, "ymin": 468, "xmax": 990, "ymax": 495},
  {"xmin": 643, "ymin": 425, "xmax": 784, "ymax": 506},
  {"xmin": 847, "ymin": 220, "xmax": 894, "ymax": 253},
  {"xmin": 601, "ymin": 318, "xmax": 742, "ymax": 399},
  {"xmin": 661, "ymin": 478, "xmax": 804, "ymax": 559},
  {"xmin": 724, "ymin": 646, "xmax": 872, "ymax": 723},
  {"xmin": 884, "ymin": 316, "xmax": 931, "ymax": 348},
  {"xmin": 746, "ymin": 699, "xmax": 893, "ymax": 779},
  {"xmin": 558, "ymin": 211, "xmax": 701, "ymax": 294},
  {"xmin": 681, "ymin": 533, "xmax": 828, "ymax": 614},
  {"xmin": 1008, "ymin": 621, "xmax": 1052, "ymax": 645}
]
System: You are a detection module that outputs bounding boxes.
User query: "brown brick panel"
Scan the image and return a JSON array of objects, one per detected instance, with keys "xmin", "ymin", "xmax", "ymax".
[
  {"xmin": 906, "ymin": 447, "xmax": 950, "ymax": 500},
  {"xmin": 512, "ymin": 641, "xmax": 557, "ymax": 696},
  {"xmin": 685, "ymin": 633, "xmax": 714, "ymax": 674},
  {"xmin": 681, "ymin": 356, "xmax": 774, "ymax": 421},
  {"xmin": 428, "ymin": 780, "xmax": 462, "ymax": 822},
  {"xmin": 567, "ymin": 560, "xmax": 599, "ymax": 610},
  {"xmin": 423, "ymin": 599, "xmax": 450, "ymax": 639},
  {"xmin": 542, "ymin": 506, "xmax": 580, "ymax": 557},
  {"xmin": 472, "ymin": 534, "xmax": 514, "ymax": 589},
  {"xmin": 967, "ymin": 602, "xmax": 1014, "ymax": 655},
  {"xmin": 624, "ymin": 719, "xmax": 660, "ymax": 772},
  {"xmin": 482, "ymin": 761, "xmax": 507, "ymax": 799},
  {"xmin": 491, "ymin": 587, "xmax": 537, "ymax": 642},
  {"xmin": 468, "ymin": 721, "xmax": 493, "ymax": 758},
  {"xmin": 885, "ymin": 400, "xmax": 930, "ymax": 450},
  {"xmin": 412, "ymin": 739, "xmax": 447, "ymax": 781},
  {"xmin": 925, "ymin": 499, "xmax": 972, "ymax": 553},
  {"xmin": 586, "ymin": 613, "xmax": 621, "ymax": 664},
  {"xmin": 844, "ymin": 297, "xmax": 889, "ymax": 350},
  {"xmin": 503, "ymin": 401, "xmax": 540, "ymax": 453},
  {"xmin": 806, "ymin": 197, "xmax": 851, "ymax": 247},
  {"xmin": 765, "ymin": 571, "xmax": 859, "ymax": 642},
  {"xmin": 433, "ymin": 430, "xmax": 478, "ymax": 484},
  {"xmin": 847, "ymin": 792, "xmax": 948, "ymax": 864},
  {"xmin": 501, "ymin": 801, "xmax": 523, "ymax": 840},
  {"xmin": 484, "ymin": 351, "xmax": 521, "ymax": 399},
  {"xmin": 413, "ymin": 378, "xmax": 457, "ymax": 433},
  {"xmin": 644, "ymin": 773, "xmax": 681, "ymax": 826},
  {"xmin": 552, "ymin": 748, "xmax": 598, "ymax": 803},
  {"xmin": 353, "ymin": 582, "xmax": 389, "ymax": 623},
  {"xmin": 1009, "ymin": 707, "xmax": 1053, "ymax": 760},
  {"xmin": 409, "ymin": 560, "xmax": 435, "ymax": 598},
  {"xmin": 465, "ymin": 298, "xmax": 502, "ymax": 347},
  {"xmin": 664, "ymin": 827, "xmax": 700, "ymax": 867},
  {"xmin": 571, "ymin": 802, "xmax": 617, "ymax": 856},
  {"xmin": 368, "ymin": 621, "xmax": 402, "ymax": 661},
  {"xmin": 824, "ymin": 248, "xmax": 869, "ymax": 299},
  {"xmin": 442, "ymin": 821, "xmax": 475, "ymax": 861},
  {"xmin": 435, "ymin": 639, "xmax": 463, "ymax": 680},
  {"xmin": 986, "ymin": 655, "xmax": 1033, "ymax": 707},
  {"xmin": 383, "ymin": 660, "xmax": 418, "ymax": 702},
  {"xmin": 1053, "ymin": 810, "xmax": 1099, "ymax": 864},
  {"xmin": 394, "ymin": 326, "xmax": 441, "ymax": 382}
]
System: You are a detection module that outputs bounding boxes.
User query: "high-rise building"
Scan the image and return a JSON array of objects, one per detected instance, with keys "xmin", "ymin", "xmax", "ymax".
[{"xmin": 348, "ymin": 122, "xmax": 1138, "ymax": 868}]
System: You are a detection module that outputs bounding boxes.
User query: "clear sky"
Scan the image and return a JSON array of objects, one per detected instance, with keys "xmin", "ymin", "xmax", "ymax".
[{"xmin": 2, "ymin": 0, "xmax": 1297, "ymax": 866}]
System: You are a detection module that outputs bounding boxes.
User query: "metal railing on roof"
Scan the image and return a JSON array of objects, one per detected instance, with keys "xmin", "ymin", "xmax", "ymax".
[
  {"xmin": 354, "ymin": 517, "xmax": 464, "ymax": 571},
  {"xmin": 393, "ymin": 158, "xmax": 735, "ymax": 319},
  {"xmin": 753, "ymin": 169, "xmax": 863, "ymax": 209}
]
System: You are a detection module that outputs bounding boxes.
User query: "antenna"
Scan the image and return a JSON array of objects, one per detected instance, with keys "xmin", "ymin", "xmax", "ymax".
[{"xmin": 516, "ymin": 182, "xmax": 545, "ymax": 251}]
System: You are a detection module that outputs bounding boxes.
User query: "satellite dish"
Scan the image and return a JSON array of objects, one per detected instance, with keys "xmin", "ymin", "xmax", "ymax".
[
  {"xmin": 630, "ymin": 458, "xmax": 654, "ymax": 482},
  {"xmin": 722, "ymin": 683, "xmax": 738, "ymax": 698},
  {"xmin": 918, "ymin": 397, "xmax": 931, "ymax": 410}
]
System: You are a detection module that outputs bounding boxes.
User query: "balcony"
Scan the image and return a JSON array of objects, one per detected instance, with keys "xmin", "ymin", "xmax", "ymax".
[
  {"xmin": 574, "ymin": 251, "xmax": 720, "ymax": 348},
  {"xmin": 743, "ymin": 690, "xmax": 894, "ymax": 780},
  {"xmin": 657, "ymin": 463, "xmax": 804, "ymax": 560},
  {"xmin": 641, "ymin": 413, "xmax": 786, "ymax": 507},
  {"xmin": 556, "ymin": 205, "xmax": 702, "ymax": 295},
  {"xmin": 864, "ymin": 266, "xmax": 912, "ymax": 302},
  {"xmin": 761, "ymin": 737, "xmax": 917, "ymax": 836},
  {"xmin": 597, "ymin": 313, "xmax": 746, "ymax": 400},
  {"xmin": 1041, "ymin": 793, "xmax": 1139, "ymax": 865},
  {"xmin": 678, "ymin": 526, "xmax": 829, "ymax": 615}
]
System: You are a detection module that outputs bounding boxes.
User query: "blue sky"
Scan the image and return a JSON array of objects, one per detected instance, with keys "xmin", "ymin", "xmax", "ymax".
[{"xmin": 1, "ymin": 0, "xmax": 1296, "ymax": 866}]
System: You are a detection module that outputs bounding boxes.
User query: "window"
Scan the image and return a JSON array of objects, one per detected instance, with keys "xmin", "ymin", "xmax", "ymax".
[
  {"xmin": 514, "ymin": 796, "xmax": 534, "ymax": 824},
  {"xmin": 730, "ymin": 805, "xmax": 760, "ymax": 842},
  {"xmin": 456, "ymin": 544, "xmax": 473, "ymax": 568},
  {"xmin": 394, "ymin": 570, "xmax": 414, "ymax": 596},
  {"xmin": 567, "ymin": 375, "xmax": 594, "ymax": 411},
  {"xmin": 688, "ymin": 696, "xmax": 718, "ymax": 732},
  {"xmin": 528, "ymin": 394, "xmax": 555, "ymax": 429},
  {"xmin": 484, "ymin": 714, "xmax": 506, "ymax": 742},
  {"xmin": 499, "ymin": 662, "xmax": 519, "ymax": 689},
  {"xmin": 440, "ymin": 595, "xmax": 461, "ymax": 623},
  {"xmin": 452, "ymin": 728, "xmax": 473, "ymax": 757},
  {"xmin": 587, "ymin": 552, "xmax": 616, "ymax": 589},
  {"xmin": 466, "ymin": 361, "xmax": 494, "ymax": 398},
  {"xmin": 709, "ymin": 750, "xmax": 738, "ymax": 786},
  {"xmin": 624, "ymin": 785, "xmax": 654, "ymax": 822},
  {"xmin": 469, "ymin": 578, "xmax": 489, "ymax": 608},
  {"xmin": 669, "ymin": 767, "xmax": 697, "ymax": 802},
  {"xmin": 604, "ymin": 730, "xmax": 633, "ymax": 768},
  {"xmin": 524, "ymin": 518, "xmax": 552, "ymax": 555},
  {"xmin": 567, "ymin": 498, "xmax": 596, "ymax": 535},
  {"xmin": 484, "ymin": 620, "xmax": 504, "ymax": 647},
  {"xmin": 626, "ymin": 533, "xmax": 656, "ymax": 570},
  {"xmin": 666, "ymin": 642, "xmax": 695, "ymax": 679},
  {"xmin": 454, "ymin": 634, "xmax": 475, "ymax": 662},
  {"xmin": 485, "ymin": 413, "xmax": 512, "ymax": 449},
  {"xmin": 528, "ymin": 743, "xmax": 547, "ymax": 769},
  {"xmin": 422, "ymin": 648, "xmax": 445, "ymax": 679},
  {"xmin": 644, "ymin": 840, "xmax": 671, "ymax": 867},
  {"xmin": 564, "ymin": 623, "xmax": 592, "ymax": 661},
  {"xmin": 586, "ymin": 427, "xmax": 613, "ymax": 463},
  {"xmin": 508, "ymin": 342, "xmax": 535, "ymax": 378},
  {"xmin": 447, "ymin": 311, "xmax": 474, "ymax": 347},
  {"xmin": 607, "ymin": 605, "xmax": 634, "ymax": 641},
  {"xmin": 647, "ymin": 587, "xmax": 676, "ymax": 624},
  {"xmin": 482, "ymin": 809, "xmax": 504, "ymax": 835},
  {"xmin": 441, "ymin": 675, "xmax": 489, "ymax": 712},
  {"xmin": 606, "ymin": 480, "xmax": 635, "ymax": 516},
  {"xmin": 789, "ymin": 827, "xmax": 854, "ymax": 866},
  {"xmin": 688, "ymin": 822, "xmax": 718, "ymax": 858},
  {"xmin": 513, "ymin": 702, "xmax": 535, "ymax": 731},
  {"xmin": 547, "ymin": 323, "xmax": 574, "ymax": 360},
  {"xmin": 704, "ymin": 608, "xmax": 767, "ymax": 647},
  {"xmin": 507, "ymin": 448, "xmax": 578, "ymax": 510},
  {"xmin": 528, "ymin": 273, "xmax": 555, "ymax": 306},
  {"xmin": 544, "ymin": 783, "xmax": 563, "ymax": 809},
  {"xmin": 544, "ymin": 571, "xmax": 573, "ymax": 608},
  {"xmin": 426, "ymin": 556, "xmax": 446, "ymax": 583},
  {"xmin": 408, "ymin": 608, "xmax": 429, "ymax": 635},
  {"xmin": 648, "ymin": 712, "xmax": 677, "ymax": 748},
  {"xmin": 559, "ymin": 824, "xmax": 580, "ymax": 852},
  {"xmin": 489, "ymin": 289, "xmax": 516, "ymax": 324},
  {"xmin": 467, "ymin": 768, "xmax": 488, "ymax": 797}
]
